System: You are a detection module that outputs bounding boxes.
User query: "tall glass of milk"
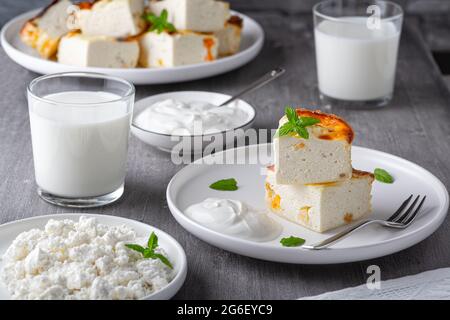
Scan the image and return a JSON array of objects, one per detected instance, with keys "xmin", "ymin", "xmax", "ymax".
[
  {"xmin": 313, "ymin": 0, "xmax": 403, "ymax": 107},
  {"xmin": 27, "ymin": 72, "xmax": 134, "ymax": 208}
]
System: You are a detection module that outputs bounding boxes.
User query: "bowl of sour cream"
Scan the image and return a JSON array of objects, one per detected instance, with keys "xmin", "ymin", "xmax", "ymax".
[{"xmin": 131, "ymin": 91, "xmax": 256, "ymax": 153}]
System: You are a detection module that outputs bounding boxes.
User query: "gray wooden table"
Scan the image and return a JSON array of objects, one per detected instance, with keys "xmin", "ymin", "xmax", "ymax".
[{"xmin": 1, "ymin": 1, "xmax": 449, "ymax": 299}]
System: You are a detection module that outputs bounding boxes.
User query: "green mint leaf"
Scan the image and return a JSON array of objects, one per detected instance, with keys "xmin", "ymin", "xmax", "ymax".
[
  {"xmin": 277, "ymin": 108, "xmax": 319, "ymax": 140},
  {"xmin": 374, "ymin": 168, "xmax": 394, "ymax": 184},
  {"xmin": 277, "ymin": 122, "xmax": 295, "ymax": 137},
  {"xmin": 167, "ymin": 23, "xmax": 176, "ymax": 33},
  {"xmin": 209, "ymin": 178, "xmax": 238, "ymax": 191},
  {"xmin": 298, "ymin": 116, "xmax": 320, "ymax": 127},
  {"xmin": 280, "ymin": 236, "xmax": 305, "ymax": 247},
  {"xmin": 143, "ymin": 248, "xmax": 153, "ymax": 258},
  {"xmin": 147, "ymin": 232, "xmax": 158, "ymax": 250},
  {"xmin": 295, "ymin": 126, "xmax": 309, "ymax": 139},
  {"xmin": 144, "ymin": 9, "xmax": 177, "ymax": 34},
  {"xmin": 149, "ymin": 24, "xmax": 158, "ymax": 32},
  {"xmin": 126, "ymin": 232, "xmax": 173, "ymax": 269},
  {"xmin": 161, "ymin": 9, "xmax": 168, "ymax": 21},
  {"xmin": 151, "ymin": 253, "xmax": 174, "ymax": 269},
  {"xmin": 125, "ymin": 244, "xmax": 146, "ymax": 254},
  {"xmin": 285, "ymin": 107, "xmax": 298, "ymax": 124}
]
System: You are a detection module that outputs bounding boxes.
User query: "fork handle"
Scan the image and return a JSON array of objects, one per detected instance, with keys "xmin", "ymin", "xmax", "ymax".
[{"xmin": 302, "ymin": 220, "xmax": 375, "ymax": 250}]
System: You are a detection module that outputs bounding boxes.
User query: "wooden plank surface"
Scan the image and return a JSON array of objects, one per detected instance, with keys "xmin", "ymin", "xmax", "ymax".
[{"xmin": 0, "ymin": 2, "xmax": 449, "ymax": 299}]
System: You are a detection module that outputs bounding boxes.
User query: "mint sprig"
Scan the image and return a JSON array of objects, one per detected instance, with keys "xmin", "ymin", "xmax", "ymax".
[
  {"xmin": 125, "ymin": 232, "xmax": 173, "ymax": 269},
  {"xmin": 144, "ymin": 9, "xmax": 176, "ymax": 34},
  {"xmin": 374, "ymin": 168, "xmax": 394, "ymax": 184},
  {"xmin": 276, "ymin": 107, "xmax": 320, "ymax": 139},
  {"xmin": 209, "ymin": 178, "xmax": 238, "ymax": 191},
  {"xmin": 280, "ymin": 236, "xmax": 306, "ymax": 247}
]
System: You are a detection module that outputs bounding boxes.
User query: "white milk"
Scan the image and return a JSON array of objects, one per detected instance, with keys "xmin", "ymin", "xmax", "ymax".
[
  {"xmin": 315, "ymin": 17, "xmax": 400, "ymax": 101},
  {"xmin": 29, "ymin": 91, "xmax": 131, "ymax": 198}
]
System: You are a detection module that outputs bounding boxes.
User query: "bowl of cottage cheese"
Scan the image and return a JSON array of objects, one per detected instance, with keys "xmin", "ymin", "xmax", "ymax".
[{"xmin": 0, "ymin": 214, "xmax": 187, "ymax": 300}]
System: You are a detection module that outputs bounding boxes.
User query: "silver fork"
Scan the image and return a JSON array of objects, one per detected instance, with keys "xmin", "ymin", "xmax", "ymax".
[{"xmin": 302, "ymin": 195, "xmax": 426, "ymax": 250}]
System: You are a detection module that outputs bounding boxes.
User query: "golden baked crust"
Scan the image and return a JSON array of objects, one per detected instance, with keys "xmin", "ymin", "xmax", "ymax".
[
  {"xmin": 305, "ymin": 169, "xmax": 374, "ymax": 186},
  {"xmin": 294, "ymin": 108, "xmax": 354, "ymax": 144},
  {"xmin": 78, "ymin": 2, "xmax": 94, "ymax": 10},
  {"xmin": 227, "ymin": 15, "xmax": 243, "ymax": 28},
  {"xmin": 19, "ymin": 0, "xmax": 67, "ymax": 59},
  {"xmin": 352, "ymin": 168, "xmax": 375, "ymax": 181},
  {"xmin": 20, "ymin": 20, "xmax": 60, "ymax": 59}
]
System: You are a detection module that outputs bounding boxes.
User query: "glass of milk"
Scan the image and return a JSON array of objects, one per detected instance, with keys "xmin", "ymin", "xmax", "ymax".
[
  {"xmin": 313, "ymin": 0, "xmax": 403, "ymax": 108},
  {"xmin": 27, "ymin": 72, "xmax": 134, "ymax": 208}
]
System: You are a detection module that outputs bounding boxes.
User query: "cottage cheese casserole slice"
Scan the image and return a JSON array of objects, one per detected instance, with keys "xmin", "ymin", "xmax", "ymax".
[
  {"xmin": 274, "ymin": 109, "xmax": 354, "ymax": 185},
  {"xmin": 18, "ymin": 0, "xmax": 245, "ymax": 68},
  {"xmin": 58, "ymin": 32, "xmax": 140, "ymax": 68},
  {"xmin": 20, "ymin": 0, "xmax": 72, "ymax": 58},
  {"xmin": 74, "ymin": 0, "xmax": 147, "ymax": 38},
  {"xmin": 0, "ymin": 216, "xmax": 174, "ymax": 300},
  {"xmin": 266, "ymin": 166, "xmax": 374, "ymax": 232}
]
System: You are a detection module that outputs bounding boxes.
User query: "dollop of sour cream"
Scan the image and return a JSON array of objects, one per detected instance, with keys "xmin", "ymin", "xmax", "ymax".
[
  {"xmin": 134, "ymin": 99, "xmax": 250, "ymax": 135},
  {"xmin": 185, "ymin": 198, "xmax": 282, "ymax": 242}
]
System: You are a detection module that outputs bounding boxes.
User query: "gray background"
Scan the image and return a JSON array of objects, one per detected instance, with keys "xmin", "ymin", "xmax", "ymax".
[{"xmin": 0, "ymin": 0, "xmax": 449, "ymax": 299}]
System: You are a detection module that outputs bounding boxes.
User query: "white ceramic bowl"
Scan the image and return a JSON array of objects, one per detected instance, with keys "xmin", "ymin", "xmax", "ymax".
[
  {"xmin": 0, "ymin": 214, "xmax": 187, "ymax": 300},
  {"xmin": 131, "ymin": 91, "xmax": 256, "ymax": 154}
]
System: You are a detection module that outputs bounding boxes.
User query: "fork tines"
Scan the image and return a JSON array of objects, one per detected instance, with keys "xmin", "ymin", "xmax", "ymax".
[{"xmin": 388, "ymin": 195, "xmax": 426, "ymax": 226}]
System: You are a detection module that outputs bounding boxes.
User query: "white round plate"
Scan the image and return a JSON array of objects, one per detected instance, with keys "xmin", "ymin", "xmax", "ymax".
[
  {"xmin": 131, "ymin": 91, "xmax": 256, "ymax": 153},
  {"xmin": 0, "ymin": 9, "xmax": 264, "ymax": 85},
  {"xmin": 167, "ymin": 144, "xmax": 449, "ymax": 264},
  {"xmin": 0, "ymin": 214, "xmax": 187, "ymax": 300}
]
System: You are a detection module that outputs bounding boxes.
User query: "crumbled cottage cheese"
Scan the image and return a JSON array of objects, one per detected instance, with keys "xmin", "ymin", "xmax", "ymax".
[{"xmin": 0, "ymin": 217, "xmax": 173, "ymax": 300}]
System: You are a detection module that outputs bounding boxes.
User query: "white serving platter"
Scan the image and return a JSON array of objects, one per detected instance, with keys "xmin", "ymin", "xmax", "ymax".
[
  {"xmin": 167, "ymin": 144, "xmax": 449, "ymax": 264},
  {"xmin": 0, "ymin": 213, "xmax": 187, "ymax": 300},
  {"xmin": 0, "ymin": 9, "xmax": 264, "ymax": 85}
]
